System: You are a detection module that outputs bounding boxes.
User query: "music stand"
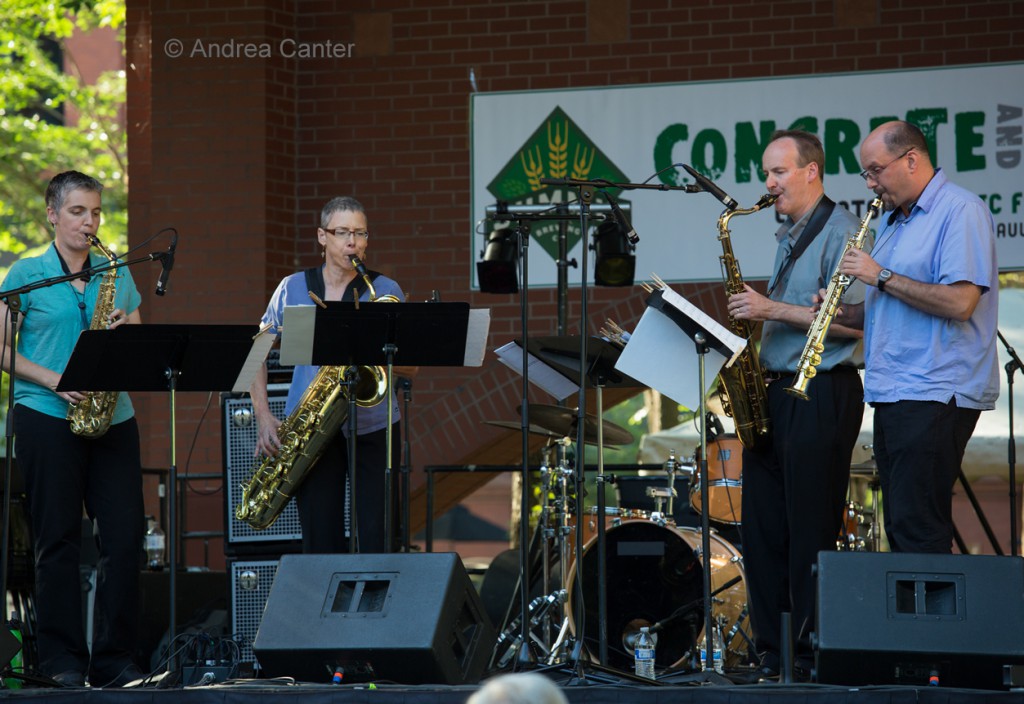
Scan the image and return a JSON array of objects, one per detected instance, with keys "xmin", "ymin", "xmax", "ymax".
[
  {"xmin": 615, "ymin": 286, "xmax": 744, "ymax": 681},
  {"xmin": 281, "ymin": 301, "xmax": 488, "ymax": 550},
  {"xmin": 57, "ymin": 323, "xmax": 266, "ymax": 673},
  {"xmin": 529, "ymin": 335, "xmax": 642, "ymax": 667}
]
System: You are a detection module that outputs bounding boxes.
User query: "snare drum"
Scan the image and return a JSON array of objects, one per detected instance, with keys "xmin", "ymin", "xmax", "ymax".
[
  {"xmin": 566, "ymin": 519, "xmax": 750, "ymax": 672},
  {"xmin": 690, "ymin": 435, "xmax": 743, "ymax": 524}
]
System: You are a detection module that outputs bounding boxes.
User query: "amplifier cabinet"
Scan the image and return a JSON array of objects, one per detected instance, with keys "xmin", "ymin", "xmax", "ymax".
[{"xmin": 222, "ymin": 390, "xmax": 302, "ymax": 553}]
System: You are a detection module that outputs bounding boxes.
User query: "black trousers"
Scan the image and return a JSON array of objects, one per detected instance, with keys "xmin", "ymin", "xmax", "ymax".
[
  {"xmin": 739, "ymin": 370, "xmax": 863, "ymax": 664},
  {"xmin": 295, "ymin": 423, "xmax": 400, "ymax": 554},
  {"xmin": 873, "ymin": 399, "xmax": 980, "ymax": 553},
  {"xmin": 13, "ymin": 405, "xmax": 144, "ymax": 682}
]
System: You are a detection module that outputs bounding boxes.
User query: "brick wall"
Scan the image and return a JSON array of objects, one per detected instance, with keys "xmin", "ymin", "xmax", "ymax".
[{"xmin": 126, "ymin": 0, "xmax": 1024, "ymax": 566}]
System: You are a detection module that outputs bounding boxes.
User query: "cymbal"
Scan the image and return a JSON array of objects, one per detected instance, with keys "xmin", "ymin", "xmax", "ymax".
[
  {"xmin": 483, "ymin": 419, "xmax": 565, "ymax": 440},
  {"xmin": 519, "ymin": 404, "xmax": 633, "ymax": 446}
]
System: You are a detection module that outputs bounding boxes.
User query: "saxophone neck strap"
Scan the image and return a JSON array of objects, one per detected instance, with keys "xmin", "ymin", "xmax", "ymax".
[
  {"xmin": 767, "ymin": 195, "xmax": 836, "ymax": 297},
  {"xmin": 304, "ymin": 265, "xmax": 381, "ymax": 302}
]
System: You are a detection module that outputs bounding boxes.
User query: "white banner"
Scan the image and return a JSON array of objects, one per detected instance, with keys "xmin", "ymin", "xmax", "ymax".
[{"xmin": 470, "ymin": 63, "xmax": 1024, "ymax": 288}]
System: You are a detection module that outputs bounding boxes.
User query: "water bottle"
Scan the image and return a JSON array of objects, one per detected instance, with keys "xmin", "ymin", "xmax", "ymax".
[
  {"xmin": 633, "ymin": 626, "xmax": 656, "ymax": 680},
  {"xmin": 144, "ymin": 516, "xmax": 166, "ymax": 570},
  {"xmin": 698, "ymin": 622, "xmax": 724, "ymax": 673}
]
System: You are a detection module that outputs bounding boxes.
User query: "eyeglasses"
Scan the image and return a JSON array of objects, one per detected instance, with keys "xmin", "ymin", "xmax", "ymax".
[
  {"xmin": 323, "ymin": 228, "xmax": 369, "ymax": 240},
  {"xmin": 860, "ymin": 148, "xmax": 912, "ymax": 181}
]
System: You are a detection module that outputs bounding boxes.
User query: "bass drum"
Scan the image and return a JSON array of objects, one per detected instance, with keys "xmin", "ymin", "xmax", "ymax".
[{"xmin": 566, "ymin": 520, "xmax": 749, "ymax": 672}]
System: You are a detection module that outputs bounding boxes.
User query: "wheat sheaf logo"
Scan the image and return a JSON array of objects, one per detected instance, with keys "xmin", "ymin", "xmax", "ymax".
[{"xmin": 486, "ymin": 107, "xmax": 629, "ymax": 262}]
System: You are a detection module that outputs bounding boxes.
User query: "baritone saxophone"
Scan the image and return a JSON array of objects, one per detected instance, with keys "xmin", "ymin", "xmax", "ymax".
[
  {"xmin": 235, "ymin": 256, "xmax": 397, "ymax": 530},
  {"xmin": 716, "ymin": 193, "xmax": 777, "ymax": 451},
  {"xmin": 786, "ymin": 197, "xmax": 882, "ymax": 400}
]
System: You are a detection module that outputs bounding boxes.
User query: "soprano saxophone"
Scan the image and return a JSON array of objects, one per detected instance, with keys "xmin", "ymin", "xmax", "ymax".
[
  {"xmin": 786, "ymin": 197, "xmax": 882, "ymax": 400},
  {"xmin": 235, "ymin": 257, "xmax": 397, "ymax": 530},
  {"xmin": 67, "ymin": 236, "xmax": 120, "ymax": 438},
  {"xmin": 717, "ymin": 194, "xmax": 777, "ymax": 451}
]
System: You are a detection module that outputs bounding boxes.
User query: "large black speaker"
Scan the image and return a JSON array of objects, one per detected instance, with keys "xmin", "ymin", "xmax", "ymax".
[
  {"xmin": 814, "ymin": 551, "xmax": 1024, "ymax": 689},
  {"xmin": 222, "ymin": 389, "xmax": 302, "ymax": 554},
  {"xmin": 253, "ymin": 552, "xmax": 496, "ymax": 684}
]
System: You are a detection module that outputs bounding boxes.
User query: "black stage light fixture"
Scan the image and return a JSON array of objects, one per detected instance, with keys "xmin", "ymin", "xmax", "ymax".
[
  {"xmin": 592, "ymin": 219, "xmax": 636, "ymax": 287},
  {"xmin": 477, "ymin": 227, "xmax": 519, "ymax": 294}
]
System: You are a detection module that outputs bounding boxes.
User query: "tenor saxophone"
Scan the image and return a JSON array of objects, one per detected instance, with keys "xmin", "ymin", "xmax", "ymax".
[
  {"xmin": 235, "ymin": 257, "xmax": 397, "ymax": 530},
  {"xmin": 786, "ymin": 197, "xmax": 882, "ymax": 400},
  {"xmin": 716, "ymin": 194, "xmax": 777, "ymax": 451},
  {"xmin": 67, "ymin": 236, "xmax": 120, "ymax": 438}
]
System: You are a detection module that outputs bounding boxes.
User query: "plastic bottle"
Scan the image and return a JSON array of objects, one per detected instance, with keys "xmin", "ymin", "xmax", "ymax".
[
  {"xmin": 4, "ymin": 613, "xmax": 23, "ymax": 690},
  {"xmin": 144, "ymin": 516, "xmax": 166, "ymax": 570},
  {"xmin": 633, "ymin": 626, "xmax": 656, "ymax": 680},
  {"xmin": 698, "ymin": 622, "xmax": 724, "ymax": 674}
]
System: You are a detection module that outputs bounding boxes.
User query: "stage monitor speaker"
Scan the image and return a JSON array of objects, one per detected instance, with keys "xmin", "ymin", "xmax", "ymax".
[
  {"xmin": 222, "ymin": 389, "xmax": 303, "ymax": 553},
  {"xmin": 253, "ymin": 552, "xmax": 496, "ymax": 685},
  {"xmin": 814, "ymin": 551, "xmax": 1024, "ymax": 689}
]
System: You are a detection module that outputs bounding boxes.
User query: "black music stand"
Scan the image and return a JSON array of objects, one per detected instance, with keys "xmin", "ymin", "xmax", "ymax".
[
  {"xmin": 57, "ymin": 323, "xmax": 263, "ymax": 675},
  {"xmin": 282, "ymin": 301, "xmax": 483, "ymax": 551},
  {"xmin": 529, "ymin": 335, "xmax": 642, "ymax": 668},
  {"xmin": 613, "ymin": 287, "xmax": 744, "ymax": 682}
]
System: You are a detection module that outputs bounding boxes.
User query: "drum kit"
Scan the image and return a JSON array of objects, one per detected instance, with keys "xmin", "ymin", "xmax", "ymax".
[{"xmin": 485, "ymin": 408, "xmax": 755, "ymax": 674}]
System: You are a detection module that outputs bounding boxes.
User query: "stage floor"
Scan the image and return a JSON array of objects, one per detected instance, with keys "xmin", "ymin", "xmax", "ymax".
[{"xmin": 3, "ymin": 672, "xmax": 1024, "ymax": 703}]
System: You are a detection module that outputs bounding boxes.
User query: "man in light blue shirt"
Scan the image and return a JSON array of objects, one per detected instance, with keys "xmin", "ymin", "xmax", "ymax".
[{"xmin": 838, "ymin": 120, "xmax": 999, "ymax": 553}]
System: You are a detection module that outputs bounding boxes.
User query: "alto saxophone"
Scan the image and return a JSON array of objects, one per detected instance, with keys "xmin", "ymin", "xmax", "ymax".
[
  {"xmin": 716, "ymin": 194, "xmax": 777, "ymax": 451},
  {"xmin": 786, "ymin": 197, "xmax": 882, "ymax": 400},
  {"xmin": 235, "ymin": 257, "xmax": 397, "ymax": 530},
  {"xmin": 67, "ymin": 236, "xmax": 121, "ymax": 438}
]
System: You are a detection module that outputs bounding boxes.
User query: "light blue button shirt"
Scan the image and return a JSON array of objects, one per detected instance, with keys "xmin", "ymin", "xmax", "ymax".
[{"xmin": 863, "ymin": 169, "xmax": 999, "ymax": 409}]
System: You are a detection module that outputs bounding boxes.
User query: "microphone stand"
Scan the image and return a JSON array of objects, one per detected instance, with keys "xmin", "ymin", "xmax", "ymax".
[
  {"xmin": 344, "ymin": 366, "xmax": 360, "ymax": 552},
  {"xmin": 0, "ymin": 250, "xmax": 166, "ymax": 602},
  {"xmin": 998, "ymin": 329, "xmax": 1021, "ymax": 557},
  {"xmin": 399, "ymin": 377, "xmax": 412, "ymax": 552}
]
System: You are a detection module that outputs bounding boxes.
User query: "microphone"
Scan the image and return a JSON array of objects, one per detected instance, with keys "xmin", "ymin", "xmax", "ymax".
[
  {"xmin": 707, "ymin": 411, "xmax": 725, "ymax": 440},
  {"xmin": 683, "ymin": 164, "xmax": 738, "ymax": 211},
  {"xmin": 154, "ymin": 231, "xmax": 178, "ymax": 296},
  {"xmin": 607, "ymin": 195, "xmax": 639, "ymax": 245}
]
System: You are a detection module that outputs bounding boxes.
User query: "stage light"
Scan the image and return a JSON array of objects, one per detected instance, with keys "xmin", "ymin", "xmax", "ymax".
[
  {"xmin": 477, "ymin": 228, "xmax": 519, "ymax": 294},
  {"xmin": 592, "ymin": 219, "xmax": 635, "ymax": 287}
]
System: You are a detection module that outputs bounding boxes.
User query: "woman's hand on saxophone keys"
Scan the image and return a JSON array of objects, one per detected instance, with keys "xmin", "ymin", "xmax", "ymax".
[{"xmin": 255, "ymin": 415, "xmax": 283, "ymax": 457}]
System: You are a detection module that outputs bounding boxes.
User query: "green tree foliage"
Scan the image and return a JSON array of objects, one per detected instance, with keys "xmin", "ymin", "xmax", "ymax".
[
  {"xmin": 0, "ymin": 0, "xmax": 126, "ymax": 267},
  {"xmin": 0, "ymin": 0, "xmax": 125, "ymax": 442}
]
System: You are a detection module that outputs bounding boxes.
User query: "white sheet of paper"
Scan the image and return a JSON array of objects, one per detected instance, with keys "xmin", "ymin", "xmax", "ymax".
[
  {"xmin": 615, "ymin": 295, "xmax": 746, "ymax": 409},
  {"xmin": 464, "ymin": 309, "xmax": 491, "ymax": 367},
  {"xmin": 494, "ymin": 341, "xmax": 578, "ymax": 401},
  {"xmin": 657, "ymin": 286, "xmax": 746, "ymax": 367},
  {"xmin": 232, "ymin": 327, "xmax": 279, "ymax": 393},
  {"xmin": 279, "ymin": 305, "xmax": 316, "ymax": 366}
]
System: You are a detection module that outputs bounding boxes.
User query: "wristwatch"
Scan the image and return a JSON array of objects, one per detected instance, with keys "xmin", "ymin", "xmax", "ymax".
[{"xmin": 877, "ymin": 268, "xmax": 893, "ymax": 292}]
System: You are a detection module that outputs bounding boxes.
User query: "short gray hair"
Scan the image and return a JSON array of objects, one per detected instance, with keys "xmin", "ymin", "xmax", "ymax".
[
  {"xmin": 46, "ymin": 171, "xmax": 104, "ymax": 213},
  {"xmin": 466, "ymin": 673, "xmax": 568, "ymax": 704},
  {"xmin": 319, "ymin": 196, "xmax": 366, "ymax": 228}
]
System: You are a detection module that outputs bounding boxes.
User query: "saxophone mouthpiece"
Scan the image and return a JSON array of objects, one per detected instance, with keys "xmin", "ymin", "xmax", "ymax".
[
  {"xmin": 349, "ymin": 255, "xmax": 368, "ymax": 276},
  {"xmin": 754, "ymin": 193, "xmax": 778, "ymax": 210}
]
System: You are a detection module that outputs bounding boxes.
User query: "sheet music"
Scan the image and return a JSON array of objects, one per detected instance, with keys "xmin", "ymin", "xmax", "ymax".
[
  {"xmin": 495, "ymin": 341, "xmax": 578, "ymax": 401},
  {"xmin": 231, "ymin": 327, "xmax": 279, "ymax": 393},
  {"xmin": 614, "ymin": 291, "xmax": 747, "ymax": 409},
  {"xmin": 464, "ymin": 308, "xmax": 491, "ymax": 367},
  {"xmin": 657, "ymin": 286, "xmax": 746, "ymax": 367},
  {"xmin": 279, "ymin": 305, "xmax": 315, "ymax": 366}
]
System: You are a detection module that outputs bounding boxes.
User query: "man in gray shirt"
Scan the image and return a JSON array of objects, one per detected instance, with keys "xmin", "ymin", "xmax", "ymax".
[{"xmin": 727, "ymin": 129, "xmax": 865, "ymax": 681}]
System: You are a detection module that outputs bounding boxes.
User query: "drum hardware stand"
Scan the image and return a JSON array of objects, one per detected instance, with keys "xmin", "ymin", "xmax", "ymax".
[{"xmin": 998, "ymin": 329, "xmax": 1021, "ymax": 557}]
